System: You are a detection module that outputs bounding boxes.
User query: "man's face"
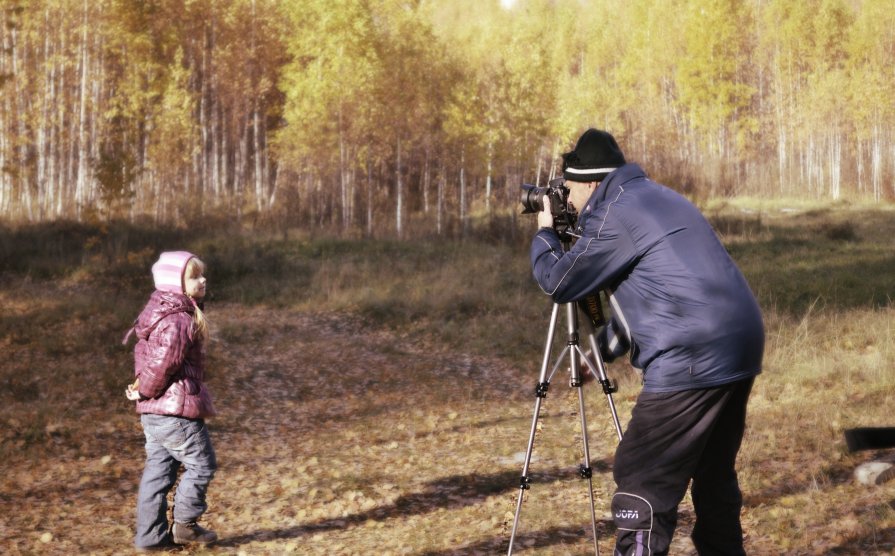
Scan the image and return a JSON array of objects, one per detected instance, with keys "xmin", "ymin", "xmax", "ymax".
[{"xmin": 566, "ymin": 180, "xmax": 597, "ymax": 213}]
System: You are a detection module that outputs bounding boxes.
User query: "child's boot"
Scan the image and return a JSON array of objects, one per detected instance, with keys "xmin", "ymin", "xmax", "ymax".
[{"xmin": 172, "ymin": 521, "xmax": 217, "ymax": 545}]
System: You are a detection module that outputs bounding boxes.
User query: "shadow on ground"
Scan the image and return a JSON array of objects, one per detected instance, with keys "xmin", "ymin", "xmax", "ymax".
[{"xmin": 215, "ymin": 463, "xmax": 612, "ymax": 548}]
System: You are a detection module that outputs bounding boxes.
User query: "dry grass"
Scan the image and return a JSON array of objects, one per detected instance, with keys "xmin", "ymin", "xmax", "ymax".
[{"xmin": 2, "ymin": 204, "xmax": 895, "ymax": 554}]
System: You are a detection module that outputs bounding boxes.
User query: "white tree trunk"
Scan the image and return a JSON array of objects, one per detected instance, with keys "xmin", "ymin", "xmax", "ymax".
[
  {"xmin": 10, "ymin": 23, "xmax": 33, "ymax": 219},
  {"xmin": 200, "ymin": 36, "xmax": 210, "ymax": 207},
  {"xmin": 339, "ymin": 115, "xmax": 348, "ymax": 228},
  {"xmin": 485, "ymin": 140, "xmax": 492, "ymax": 212},
  {"xmin": 872, "ymin": 125, "xmax": 882, "ymax": 201},
  {"xmin": 74, "ymin": 0, "xmax": 90, "ymax": 219},
  {"xmin": 366, "ymin": 160, "xmax": 373, "ymax": 237},
  {"xmin": 422, "ymin": 146, "xmax": 430, "ymax": 213},
  {"xmin": 437, "ymin": 158, "xmax": 445, "ymax": 236},
  {"xmin": 459, "ymin": 147, "xmax": 466, "ymax": 233},
  {"xmin": 253, "ymin": 105, "xmax": 264, "ymax": 212},
  {"xmin": 0, "ymin": 24, "xmax": 7, "ymax": 215},
  {"xmin": 236, "ymin": 110, "xmax": 249, "ymax": 221},
  {"xmin": 396, "ymin": 137, "xmax": 403, "ymax": 237},
  {"xmin": 36, "ymin": 9, "xmax": 51, "ymax": 219},
  {"xmin": 220, "ymin": 106, "xmax": 229, "ymax": 206},
  {"xmin": 211, "ymin": 95, "xmax": 220, "ymax": 202},
  {"xmin": 829, "ymin": 131, "xmax": 841, "ymax": 200},
  {"xmin": 51, "ymin": 19, "xmax": 66, "ymax": 217}
]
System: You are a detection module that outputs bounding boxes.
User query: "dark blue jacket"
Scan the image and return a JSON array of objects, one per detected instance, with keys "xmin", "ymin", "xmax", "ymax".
[{"xmin": 531, "ymin": 164, "xmax": 764, "ymax": 393}]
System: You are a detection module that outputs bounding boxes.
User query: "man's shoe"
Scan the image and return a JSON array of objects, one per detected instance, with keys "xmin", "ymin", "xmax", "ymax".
[{"xmin": 172, "ymin": 521, "xmax": 217, "ymax": 545}]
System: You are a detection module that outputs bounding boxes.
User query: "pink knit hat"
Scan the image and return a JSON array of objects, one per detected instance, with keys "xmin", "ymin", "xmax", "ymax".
[{"xmin": 151, "ymin": 251, "xmax": 196, "ymax": 293}]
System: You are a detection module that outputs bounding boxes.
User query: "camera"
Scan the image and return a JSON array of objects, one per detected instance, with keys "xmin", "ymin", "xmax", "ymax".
[{"xmin": 520, "ymin": 177, "xmax": 577, "ymax": 234}]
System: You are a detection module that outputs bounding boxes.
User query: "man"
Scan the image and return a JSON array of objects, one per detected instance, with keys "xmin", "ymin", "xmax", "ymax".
[{"xmin": 531, "ymin": 128, "xmax": 764, "ymax": 555}]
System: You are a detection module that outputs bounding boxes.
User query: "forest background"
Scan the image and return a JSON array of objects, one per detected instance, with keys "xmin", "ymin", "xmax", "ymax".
[
  {"xmin": 5, "ymin": 1, "xmax": 895, "ymax": 554},
  {"xmin": 2, "ymin": 0, "xmax": 895, "ymax": 235}
]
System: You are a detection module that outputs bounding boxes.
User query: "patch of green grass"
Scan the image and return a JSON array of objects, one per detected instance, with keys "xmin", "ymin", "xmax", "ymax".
[
  {"xmin": 715, "ymin": 208, "xmax": 895, "ymax": 316},
  {"xmin": 3, "ymin": 204, "xmax": 895, "ymax": 337},
  {"xmin": 4, "ymin": 205, "xmax": 895, "ymax": 364}
]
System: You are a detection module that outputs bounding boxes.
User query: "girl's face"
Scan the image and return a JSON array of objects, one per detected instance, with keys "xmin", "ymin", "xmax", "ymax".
[{"xmin": 184, "ymin": 262, "xmax": 207, "ymax": 300}]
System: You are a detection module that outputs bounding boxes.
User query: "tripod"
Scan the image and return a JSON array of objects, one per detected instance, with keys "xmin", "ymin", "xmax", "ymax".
[{"xmin": 507, "ymin": 292, "xmax": 624, "ymax": 556}]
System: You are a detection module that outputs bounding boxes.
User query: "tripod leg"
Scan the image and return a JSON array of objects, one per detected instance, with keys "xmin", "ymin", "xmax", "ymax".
[
  {"xmin": 575, "ymin": 381, "xmax": 601, "ymax": 556},
  {"xmin": 508, "ymin": 303, "xmax": 561, "ymax": 556},
  {"xmin": 566, "ymin": 304, "xmax": 601, "ymax": 556},
  {"xmin": 583, "ymin": 329, "xmax": 624, "ymax": 441}
]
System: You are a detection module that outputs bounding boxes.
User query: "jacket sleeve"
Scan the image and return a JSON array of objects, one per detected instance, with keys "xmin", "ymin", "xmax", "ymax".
[
  {"xmin": 530, "ymin": 207, "xmax": 639, "ymax": 303},
  {"xmin": 137, "ymin": 314, "xmax": 192, "ymax": 399}
]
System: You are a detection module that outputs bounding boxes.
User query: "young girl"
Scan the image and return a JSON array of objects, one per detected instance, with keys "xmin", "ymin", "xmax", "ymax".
[{"xmin": 125, "ymin": 251, "xmax": 218, "ymax": 550}]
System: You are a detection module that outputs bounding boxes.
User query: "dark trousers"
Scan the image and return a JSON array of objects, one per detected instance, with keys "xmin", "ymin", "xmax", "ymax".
[{"xmin": 611, "ymin": 377, "xmax": 754, "ymax": 556}]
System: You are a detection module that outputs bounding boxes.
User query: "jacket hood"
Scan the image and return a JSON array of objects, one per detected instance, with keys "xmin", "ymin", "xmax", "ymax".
[{"xmin": 134, "ymin": 290, "xmax": 195, "ymax": 341}]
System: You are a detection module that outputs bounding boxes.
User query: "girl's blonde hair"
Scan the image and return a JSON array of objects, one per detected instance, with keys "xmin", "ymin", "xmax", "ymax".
[{"xmin": 185, "ymin": 257, "xmax": 209, "ymax": 342}]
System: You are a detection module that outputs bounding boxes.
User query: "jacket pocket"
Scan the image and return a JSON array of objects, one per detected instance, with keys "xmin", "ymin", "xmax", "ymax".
[{"xmin": 158, "ymin": 380, "xmax": 186, "ymax": 415}]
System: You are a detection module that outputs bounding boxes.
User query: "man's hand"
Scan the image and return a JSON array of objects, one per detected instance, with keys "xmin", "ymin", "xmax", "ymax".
[{"xmin": 538, "ymin": 195, "xmax": 553, "ymax": 229}]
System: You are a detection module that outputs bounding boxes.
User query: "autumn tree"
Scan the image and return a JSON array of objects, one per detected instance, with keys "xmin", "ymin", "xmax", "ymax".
[
  {"xmin": 844, "ymin": 0, "xmax": 895, "ymax": 199},
  {"xmin": 274, "ymin": 0, "xmax": 382, "ymax": 231},
  {"xmin": 2, "ymin": 0, "xmax": 895, "ymax": 229}
]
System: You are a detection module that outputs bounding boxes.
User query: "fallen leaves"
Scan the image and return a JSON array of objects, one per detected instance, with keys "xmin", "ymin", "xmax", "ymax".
[{"xmin": 3, "ymin": 302, "xmax": 895, "ymax": 555}]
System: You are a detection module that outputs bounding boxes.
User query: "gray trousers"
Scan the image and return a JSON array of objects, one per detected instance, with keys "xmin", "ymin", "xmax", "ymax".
[
  {"xmin": 612, "ymin": 377, "xmax": 754, "ymax": 556},
  {"xmin": 135, "ymin": 414, "xmax": 217, "ymax": 548}
]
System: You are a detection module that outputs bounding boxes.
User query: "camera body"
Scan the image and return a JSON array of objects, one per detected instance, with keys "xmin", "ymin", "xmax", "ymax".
[{"xmin": 520, "ymin": 177, "xmax": 577, "ymax": 235}]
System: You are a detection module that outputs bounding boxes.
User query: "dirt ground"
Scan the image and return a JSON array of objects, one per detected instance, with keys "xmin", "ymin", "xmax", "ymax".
[{"xmin": 2, "ymin": 302, "xmax": 894, "ymax": 555}]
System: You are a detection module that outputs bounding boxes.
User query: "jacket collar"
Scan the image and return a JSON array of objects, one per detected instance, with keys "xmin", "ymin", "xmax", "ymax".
[
  {"xmin": 134, "ymin": 290, "xmax": 195, "ymax": 340},
  {"xmin": 576, "ymin": 163, "xmax": 647, "ymax": 230},
  {"xmin": 593, "ymin": 163, "xmax": 647, "ymax": 204}
]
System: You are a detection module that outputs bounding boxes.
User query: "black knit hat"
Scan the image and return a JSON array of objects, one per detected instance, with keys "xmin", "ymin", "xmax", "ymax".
[{"xmin": 562, "ymin": 129, "xmax": 626, "ymax": 183}]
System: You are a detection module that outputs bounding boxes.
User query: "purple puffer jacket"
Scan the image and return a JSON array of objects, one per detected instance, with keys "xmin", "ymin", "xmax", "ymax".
[{"xmin": 132, "ymin": 290, "xmax": 216, "ymax": 419}]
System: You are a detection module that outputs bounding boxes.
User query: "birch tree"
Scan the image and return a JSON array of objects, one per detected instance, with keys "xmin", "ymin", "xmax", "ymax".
[
  {"xmin": 845, "ymin": 0, "xmax": 895, "ymax": 199},
  {"xmin": 2, "ymin": 0, "xmax": 895, "ymax": 227},
  {"xmin": 274, "ymin": 0, "xmax": 381, "ymax": 230},
  {"xmin": 677, "ymin": 0, "xmax": 756, "ymax": 195}
]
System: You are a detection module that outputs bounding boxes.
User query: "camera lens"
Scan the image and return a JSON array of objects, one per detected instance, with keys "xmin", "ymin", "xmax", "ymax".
[{"xmin": 520, "ymin": 184, "xmax": 546, "ymax": 214}]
